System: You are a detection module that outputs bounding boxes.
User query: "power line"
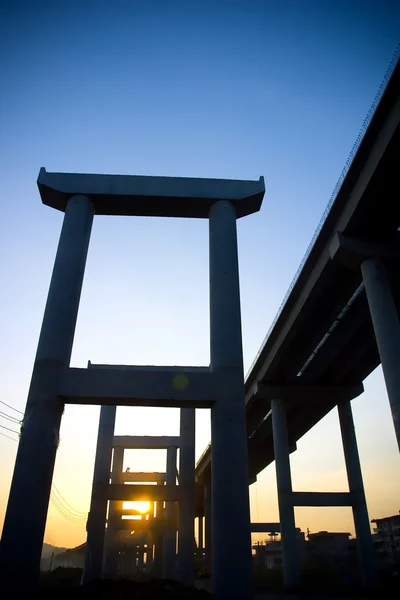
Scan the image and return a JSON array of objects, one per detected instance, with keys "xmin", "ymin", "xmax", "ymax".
[
  {"xmin": 50, "ymin": 494, "xmax": 81, "ymax": 521},
  {"xmin": 50, "ymin": 492, "xmax": 86, "ymax": 522},
  {"xmin": 0, "ymin": 422, "xmax": 87, "ymax": 521},
  {"xmin": 0, "ymin": 430, "xmax": 19, "ymax": 442},
  {"xmin": 0, "ymin": 423, "xmax": 20, "ymax": 435},
  {"xmin": 50, "ymin": 494, "xmax": 83, "ymax": 524},
  {"xmin": 0, "ymin": 400, "xmax": 24, "ymax": 415},
  {"xmin": 52, "ymin": 484, "xmax": 87, "ymax": 517},
  {"xmin": 0, "ymin": 411, "xmax": 21, "ymax": 424}
]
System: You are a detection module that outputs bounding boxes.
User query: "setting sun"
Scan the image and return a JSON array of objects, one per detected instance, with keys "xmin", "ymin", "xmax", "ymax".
[{"xmin": 123, "ymin": 501, "xmax": 151, "ymax": 514}]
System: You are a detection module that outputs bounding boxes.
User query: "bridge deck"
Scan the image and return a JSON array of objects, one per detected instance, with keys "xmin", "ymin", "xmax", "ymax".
[{"xmin": 195, "ymin": 58, "xmax": 400, "ymax": 510}]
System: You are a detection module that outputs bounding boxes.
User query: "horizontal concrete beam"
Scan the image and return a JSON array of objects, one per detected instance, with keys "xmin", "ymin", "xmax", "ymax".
[
  {"xmin": 119, "ymin": 520, "xmax": 146, "ymax": 531},
  {"xmin": 120, "ymin": 509, "xmax": 151, "ymax": 516},
  {"xmin": 89, "ymin": 362, "xmax": 210, "ymax": 373},
  {"xmin": 59, "ymin": 366, "xmax": 217, "ymax": 407},
  {"xmin": 120, "ymin": 472, "xmax": 166, "ymax": 483},
  {"xmin": 329, "ymin": 231, "xmax": 400, "ymax": 270},
  {"xmin": 251, "ymin": 523, "xmax": 281, "ymax": 533},
  {"xmin": 254, "ymin": 382, "xmax": 364, "ymax": 403},
  {"xmin": 108, "ymin": 484, "xmax": 181, "ymax": 502},
  {"xmin": 292, "ymin": 491, "xmax": 352, "ymax": 507},
  {"xmin": 113, "ymin": 436, "xmax": 180, "ymax": 449},
  {"xmin": 118, "ymin": 518, "xmax": 176, "ymax": 532},
  {"xmin": 38, "ymin": 168, "xmax": 265, "ymax": 219}
]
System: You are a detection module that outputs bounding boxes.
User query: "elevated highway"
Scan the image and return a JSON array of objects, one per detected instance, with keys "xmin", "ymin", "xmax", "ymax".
[{"xmin": 196, "ymin": 57, "xmax": 400, "ymax": 498}]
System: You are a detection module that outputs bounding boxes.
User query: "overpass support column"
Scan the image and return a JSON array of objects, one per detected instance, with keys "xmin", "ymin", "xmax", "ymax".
[
  {"xmin": 83, "ymin": 405, "xmax": 117, "ymax": 583},
  {"xmin": 198, "ymin": 516, "xmax": 204, "ymax": 560},
  {"xmin": 177, "ymin": 408, "xmax": 196, "ymax": 586},
  {"xmin": 209, "ymin": 199, "xmax": 253, "ymax": 599},
  {"xmin": 204, "ymin": 482, "xmax": 212, "ymax": 571},
  {"xmin": 153, "ymin": 505, "xmax": 164, "ymax": 577},
  {"xmin": 0, "ymin": 195, "xmax": 94, "ymax": 585},
  {"xmin": 271, "ymin": 398, "xmax": 300, "ymax": 588},
  {"xmin": 338, "ymin": 400, "xmax": 377, "ymax": 586},
  {"xmin": 103, "ymin": 446, "xmax": 124, "ymax": 578},
  {"xmin": 361, "ymin": 257, "xmax": 400, "ymax": 452},
  {"xmin": 163, "ymin": 445, "xmax": 178, "ymax": 579}
]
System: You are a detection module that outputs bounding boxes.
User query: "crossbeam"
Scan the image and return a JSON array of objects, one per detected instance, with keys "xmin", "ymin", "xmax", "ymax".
[
  {"xmin": 59, "ymin": 366, "xmax": 216, "ymax": 407},
  {"xmin": 118, "ymin": 519, "xmax": 176, "ymax": 532},
  {"xmin": 38, "ymin": 168, "xmax": 265, "ymax": 219},
  {"xmin": 330, "ymin": 231, "xmax": 400, "ymax": 270},
  {"xmin": 292, "ymin": 491, "xmax": 352, "ymax": 507},
  {"xmin": 253, "ymin": 382, "xmax": 364, "ymax": 403},
  {"xmin": 120, "ymin": 472, "xmax": 166, "ymax": 483},
  {"xmin": 108, "ymin": 484, "xmax": 181, "ymax": 502},
  {"xmin": 113, "ymin": 436, "xmax": 180, "ymax": 449}
]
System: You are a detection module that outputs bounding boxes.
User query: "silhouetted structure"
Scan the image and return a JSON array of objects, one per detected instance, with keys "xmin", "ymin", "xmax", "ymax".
[{"xmin": 0, "ymin": 170, "xmax": 264, "ymax": 600}]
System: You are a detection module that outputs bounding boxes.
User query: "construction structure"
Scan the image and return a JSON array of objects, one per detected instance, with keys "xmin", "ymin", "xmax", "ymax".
[
  {"xmin": 194, "ymin": 56, "xmax": 400, "ymax": 590},
  {"xmin": 83, "ymin": 399, "xmax": 196, "ymax": 585},
  {"xmin": 1, "ymin": 57, "xmax": 399, "ymax": 600},
  {"xmin": 0, "ymin": 170, "xmax": 265, "ymax": 600}
]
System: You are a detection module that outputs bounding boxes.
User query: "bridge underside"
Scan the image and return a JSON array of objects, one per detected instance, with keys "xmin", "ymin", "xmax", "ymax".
[{"xmin": 195, "ymin": 58, "xmax": 400, "ymax": 505}]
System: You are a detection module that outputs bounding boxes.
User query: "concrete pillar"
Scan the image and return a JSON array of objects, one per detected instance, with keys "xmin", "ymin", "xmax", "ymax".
[
  {"xmin": 103, "ymin": 446, "xmax": 124, "ymax": 578},
  {"xmin": 338, "ymin": 400, "xmax": 377, "ymax": 586},
  {"xmin": 153, "ymin": 512, "xmax": 164, "ymax": 578},
  {"xmin": 209, "ymin": 200, "xmax": 253, "ymax": 599},
  {"xmin": 146, "ymin": 544, "xmax": 153, "ymax": 570},
  {"xmin": 198, "ymin": 515, "xmax": 204, "ymax": 559},
  {"xmin": 361, "ymin": 257, "xmax": 400, "ymax": 452},
  {"xmin": 0, "ymin": 195, "xmax": 94, "ymax": 585},
  {"xmin": 177, "ymin": 408, "xmax": 196, "ymax": 586},
  {"xmin": 162, "ymin": 445, "xmax": 177, "ymax": 578},
  {"xmin": 271, "ymin": 398, "xmax": 300, "ymax": 587},
  {"xmin": 82, "ymin": 405, "xmax": 116, "ymax": 583},
  {"xmin": 138, "ymin": 545, "xmax": 144, "ymax": 570},
  {"xmin": 204, "ymin": 482, "xmax": 212, "ymax": 571}
]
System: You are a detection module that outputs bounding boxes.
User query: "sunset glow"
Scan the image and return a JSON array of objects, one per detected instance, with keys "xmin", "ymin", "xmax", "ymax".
[{"xmin": 123, "ymin": 501, "xmax": 151, "ymax": 514}]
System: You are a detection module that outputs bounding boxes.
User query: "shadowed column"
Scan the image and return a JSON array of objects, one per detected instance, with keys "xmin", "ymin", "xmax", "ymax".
[
  {"xmin": 82, "ymin": 404, "xmax": 116, "ymax": 583},
  {"xmin": 0, "ymin": 195, "xmax": 94, "ymax": 585},
  {"xmin": 209, "ymin": 199, "xmax": 253, "ymax": 599},
  {"xmin": 204, "ymin": 482, "xmax": 212, "ymax": 571},
  {"xmin": 103, "ymin": 446, "xmax": 124, "ymax": 578},
  {"xmin": 271, "ymin": 397, "xmax": 300, "ymax": 588},
  {"xmin": 198, "ymin": 516, "xmax": 204, "ymax": 562},
  {"xmin": 177, "ymin": 408, "xmax": 196, "ymax": 586},
  {"xmin": 361, "ymin": 257, "xmax": 400, "ymax": 452},
  {"xmin": 338, "ymin": 399, "xmax": 377, "ymax": 586},
  {"xmin": 163, "ymin": 445, "xmax": 178, "ymax": 578}
]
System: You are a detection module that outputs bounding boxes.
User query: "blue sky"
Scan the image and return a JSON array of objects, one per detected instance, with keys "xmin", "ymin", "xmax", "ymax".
[{"xmin": 0, "ymin": 0, "xmax": 399, "ymax": 547}]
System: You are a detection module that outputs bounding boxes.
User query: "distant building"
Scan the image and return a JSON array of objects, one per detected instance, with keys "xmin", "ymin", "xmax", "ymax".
[
  {"xmin": 252, "ymin": 529, "xmax": 354, "ymax": 570},
  {"xmin": 372, "ymin": 511, "xmax": 400, "ymax": 566},
  {"xmin": 253, "ymin": 528, "xmax": 305, "ymax": 569},
  {"xmin": 306, "ymin": 531, "xmax": 352, "ymax": 566}
]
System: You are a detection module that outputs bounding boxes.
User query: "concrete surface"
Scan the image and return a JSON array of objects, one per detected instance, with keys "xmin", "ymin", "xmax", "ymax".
[{"xmin": 38, "ymin": 167, "xmax": 265, "ymax": 218}]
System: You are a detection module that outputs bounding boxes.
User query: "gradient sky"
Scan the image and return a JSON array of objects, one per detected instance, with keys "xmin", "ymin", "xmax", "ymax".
[{"xmin": 1, "ymin": 0, "xmax": 399, "ymax": 549}]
